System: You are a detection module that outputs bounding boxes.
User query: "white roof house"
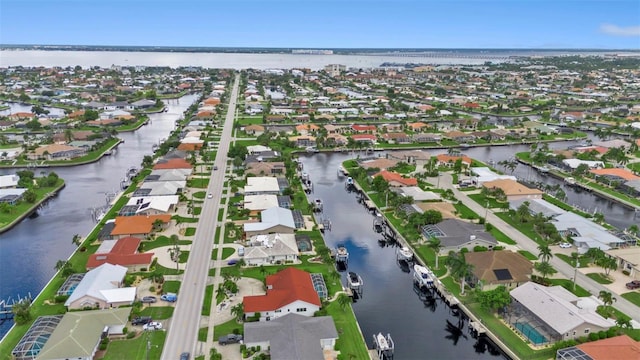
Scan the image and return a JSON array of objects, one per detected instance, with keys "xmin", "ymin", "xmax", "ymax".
[
  {"xmin": 244, "ymin": 233, "xmax": 299, "ymax": 266},
  {"xmin": 0, "ymin": 174, "xmax": 19, "ymax": 188},
  {"xmin": 552, "ymin": 212, "xmax": 627, "ymax": 252},
  {"xmin": 562, "ymin": 159, "xmax": 604, "ymax": 170},
  {"xmin": 134, "ymin": 181, "xmax": 186, "ymax": 196},
  {"xmin": 510, "ymin": 282, "xmax": 614, "ymax": 337},
  {"xmin": 145, "ymin": 168, "xmax": 192, "ymax": 182},
  {"xmin": 126, "ymin": 195, "xmax": 179, "ymax": 214},
  {"xmin": 392, "ymin": 186, "xmax": 441, "ymax": 201},
  {"xmin": 244, "ymin": 207, "xmax": 296, "ymax": 235},
  {"xmin": 65, "ymin": 263, "xmax": 136, "ymax": 309},
  {"xmin": 247, "ymin": 145, "xmax": 273, "ymax": 155},
  {"xmin": 243, "ymin": 194, "xmax": 280, "ymax": 212},
  {"xmin": 244, "ymin": 177, "xmax": 280, "ymax": 195},
  {"xmin": 471, "ymin": 167, "xmax": 517, "ymax": 186}
]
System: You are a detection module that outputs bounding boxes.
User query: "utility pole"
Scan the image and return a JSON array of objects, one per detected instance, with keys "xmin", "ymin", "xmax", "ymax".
[{"xmin": 573, "ymin": 259, "xmax": 580, "ymax": 291}]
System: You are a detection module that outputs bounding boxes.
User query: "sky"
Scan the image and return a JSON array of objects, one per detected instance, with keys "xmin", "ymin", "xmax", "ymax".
[{"xmin": 1, "ymin": 0, "xmax": 639, "ymax": 49}]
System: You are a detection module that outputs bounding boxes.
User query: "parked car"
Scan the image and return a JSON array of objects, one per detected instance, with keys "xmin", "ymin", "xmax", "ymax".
[
  {"xmin": 161, "ymin": 293, "xmax": 178, "ymax": 302},
  {"xmin": 218, "ymin": 334, "xmax": 243, "ymax": 345},
  {"xmin": 131, "ymin": 316, "xmax": 152, "ymax": 325},
  {"xmin": 559, "ymin": 242, "xmax": 572, "ymax": 249},
  {"xmin": 237, "ymin": 246, "xmax": 244, "ymax": 256},
  {"xmin": 143, "ymin": 321, "xmax": 163, "ymax": 331},
  {"xmin": 227, "ymin": 259, "xmax": 238, "ymax": 266},
  {"xmin": 180, "ymin": 352, "xmax": 190, "ymax": 360},
  {"xmin": 626, "ymin": 280, "xmax": 640, "ymax": 290},
  {"xmin": 213, "ymin": 166, "xmax": 218, "ymax": 170},
  {"xmin": 141, "ymin": 296, "xmax": 157, "ymax": 303},
  {"xmin": 208, "ymin": 193, "xmax": 213, "ymax": 199}
]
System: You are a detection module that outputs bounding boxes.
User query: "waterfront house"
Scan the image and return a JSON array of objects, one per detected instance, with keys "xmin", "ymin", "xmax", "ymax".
[
  {"xmin": 382, "ymin": 132, "xmax": 412, "ymax": 144},
  {"xmin": 289, "ymin": 135, "xmax": 316, "ymax": 147},
  {"xmin": 243, "ymin": 268, "xmax": 321, "ymax": 321},
  {"xmin": 372, "ymin": 170, "xmax": 418, "ymax": 187},
  {"xmin": 481, "ymin": 179, "xmax": 543, "ymax": 201},
  {"xmin": 120, "ymin": 195, "xmax": 179, "ymax": 216},
  {"xmin": 153, "ymin": 158, "xmax": 192, "ymax": 170},
  {"xmin": 470, "ymin": 167, "xmax": 517, "ymax": 186},
  {"xmin": 244, "ymin": 233, "xmax": 299, "ymax": 266},
  {"xmin": 243, "ymin": 194, "xmax": 280, "ymax": 214},
  {"xmin": 436, "ymin": 154, "xmax": 473, "ymax": 168},
  {"xmin": 0, "ymin": 174, "xmax": 19, "ymax": 188},
  {"xmin": 29, "ymin": 308, "xmax": 131, "ymax": 360},
  {"xmin": 556, "ymin": 335, "xmax": 640, "ymax": 360},
  {"xmin": 464, "ymin": 251, "xmax": 533, "ymax": 291},
  {"xmin": 245, "ymin": 161, "xmax": 286, "ymax": 176},
  {"xmin": 243, "ymin": 314, "xmax": 338, "ymax": 360},
  {"xmin": 144, "ymin": 168, "xmax": 192, "ymax": 182},
  {"xmin": 350, "ymin": 134, "xmax": 377, "ymax": 144},
  {"xmin": 444, "ymin": 130, "xmax": 476, "ymax": 143},
  {"xmin": 244, "ymin": 176, "xmax": 281, "ymax": 195},
  {"xmin": 391, "ymin": 186, "xmax": 441, "ymax": 201},
  {"xmin": 508, "ymin": 282, "xmax": 614, "ymax": 344},
  {"xmin": 551, "ymin": 212, "xmax": 629, "ymax": 252},
  {"xmin": 387, "ymin": 150, "xmax": 431, "ymax": 166},
  {"xmin": 413, "ymin": 133, "xmax": 442, "ymax": 143},
  {"xmin": 133, "ymin": 181, "xmax": 185, "ymax": 196},
  {"xmin": 64, "ymin": 263, "xmax": 136, "ymax": 310},
  {"xmin": 110, "ymin": 214, "xmax": 172, "ymax": 239},
  {"xmin": 0, "ymin": 188, "xmax": 26, "ymax": 205},
  {"xmin": 29, "ymin": 144, "xmax": 86, "ymax": 161},
  {"xmin": 359, "ymin": 157, "xmax": 399, "ymax": 171},
  {"xmin": 421, "ymin": 219, "xmax": 498, "ymax": 254},
  {"xmin": 243, "ymin": 206, "xmax": 296, "ymax": 237},
  {"xmin": 86, "ymin": 236, "xmax": 154, "ymax": 271}
]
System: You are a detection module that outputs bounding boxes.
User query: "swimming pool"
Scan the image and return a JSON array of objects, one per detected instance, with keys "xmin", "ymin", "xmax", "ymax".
[{"xmin": 515, "ymin": 322, "xmax": 548, "ymax": 345}]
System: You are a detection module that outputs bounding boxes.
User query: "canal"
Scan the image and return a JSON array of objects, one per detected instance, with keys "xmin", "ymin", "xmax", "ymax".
[
  {"xmin": 0, "ymin": 94, "xmax": 198, "ymax": 337},
  {"xmin": 300, "ymin": 152, "xmax": 506, "ymax": 359}
]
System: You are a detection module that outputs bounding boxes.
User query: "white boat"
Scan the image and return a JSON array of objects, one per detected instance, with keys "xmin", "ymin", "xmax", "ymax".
[
  {"xmin": 335, "ymin": 246, "xmax": 349, "ymax": 263},
  {"xmin": 413, "ymin": 264, "xmax": 434, "ymax": 288},
  {"xmin": 564, "ymin": 177, "xmax": 576, "ymax": 186},
  {"xmin": 346, "ymin": 177, "xmax": 354, "ymax": 185},
  {"xmin": 397, "ymin": 247, "xmax": 413, "ymax": 261},
  {"xmin": 313, "ymin": 198, "xmax": 323, "ymax": 212},
  {"xmin": 337, "ymin": 166, "xmax": 346, "ymax": 177},
  {"xmin": 347, "ymin": 271, "xmax": 362, "ymax": 288},
  {"xmin": 376, "ymin": 333, "xmax": 389, "ymax": 351}
]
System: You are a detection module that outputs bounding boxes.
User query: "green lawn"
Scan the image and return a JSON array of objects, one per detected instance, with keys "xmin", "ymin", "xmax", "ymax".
[
  {"xmin": 162, "ymin": 281, "xmax": 181, "ymax": 294},
  {"xmin": 213, "ymin": 318, "xmax": 243, "ymax": 341},
  {"xmin": 489, "ymin": 227, "xmax": 517, "ymax": 245},
  {"xmin": 453, "ymin": 202, "xmax": 479, "ymax": 220},
  {"xmin": 178, "ymin": 251, "xmax": 189, "ymax": 263},
  {"xmin": 141, "ymin": 235, "xmax": 191, "ymax": 251},
  {"xmin": 184, "ymin": 227, "xmax": 196, "ymax": 236},
  {"xmin": 555, "ymin": 253, "xmax": 590, "ymax": 268},
  {"xmin": 468, "ymin": 193, "xmax": 509, "ymax": 210},
  {"xmin": 586, "ymin": 273, "xmax": 613, "ymax": 284},
  {"xmin": 546, "ymin": 278, "xmax": 590, "ymax": 297},
  {"xmin": 198, "ymin": 327, "xmax": 209, "ymax": 342},
  {"xmin": 139, "ymin": 306, "xmax": 175, "ymax": 320},
  {"xmin": 517, "ymin": 250, "xmax": 538, "ymax": 261},
  {"xmin": 103, "ymin": 329, "xmax": 165, "ymax": 360},
  {"xmin": 0, "ymin": 178, "xmax": 65, "ymax": 230},
  {"xmin": 202, "ymin": 285, "xmax": 214, "ymax": 316},
  {"xmin": 621, "ymin": 292, "xmax": 640, "ymax": 307}
]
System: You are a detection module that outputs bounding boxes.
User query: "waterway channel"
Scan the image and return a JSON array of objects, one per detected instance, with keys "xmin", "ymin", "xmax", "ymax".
[
  {"xmin": 0, "ymin": 94, "xmax": 198, "ymax": 338},
  {"xmin": 300, "ymin": 152, "xmax": 507, "ymax": 359}
]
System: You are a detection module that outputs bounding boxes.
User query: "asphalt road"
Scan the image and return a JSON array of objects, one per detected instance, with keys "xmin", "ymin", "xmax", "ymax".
[
  {"xmin": 161, "ymin": 74, "xmax": 240, "ymax": 360},
  {"xmin": 437, "ymin": 172, "xmax": 640, "ymax": 323}
]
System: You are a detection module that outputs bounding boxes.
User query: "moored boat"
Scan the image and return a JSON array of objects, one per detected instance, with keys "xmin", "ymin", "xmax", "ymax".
[
  {"xmin": 397, "ymin": 246, "xmax": 413, "ymax": 262},
  {"xmin": 347, "ymin": 271, "xmax": 363, "ymax": 288},
  {"xmin": 413, "ymin": 264, "xmax": 434, "ymax": 288}
]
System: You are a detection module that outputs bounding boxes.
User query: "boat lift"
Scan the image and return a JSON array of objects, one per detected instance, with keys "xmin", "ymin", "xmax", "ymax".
[{"xmin": 372, "ymin": 332, "xmax": 394, "ymax": 360}]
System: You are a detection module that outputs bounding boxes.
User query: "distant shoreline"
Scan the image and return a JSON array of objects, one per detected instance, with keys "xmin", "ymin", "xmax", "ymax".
[{"xmin": 1, "ymin": 44, "xmax": 639, "ymax": 55}]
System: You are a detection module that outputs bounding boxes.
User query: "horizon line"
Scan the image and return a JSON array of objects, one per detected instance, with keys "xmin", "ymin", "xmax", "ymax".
[{"xmin": 2, "ymin": 44, "xmax": 639, "ymax": 52}]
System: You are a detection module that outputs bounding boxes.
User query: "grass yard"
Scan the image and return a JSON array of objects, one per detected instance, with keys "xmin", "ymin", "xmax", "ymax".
[
  {"xmin": 555, "ymin": 253, "xmax": 590, "ymax": 268},
  {"xmin": 517, "ymin": 250, "xmax": 538, "ymax": 261},
  {"xmin": 103, "ymin": 330, "xmax": 165, "ymax": 360},
  {"xmin": 162, "ymin": 281, "xmax": 181, "ymax": 294},
  {"xmin": 202, "ymin": 285, "xmax": 214, "ymax": 316},
  {"xmin": 621, "ymin": 292, "xmax": 640, "ymax": 307},
  {"xmin": 586, "ymin": 273, "xmax": 613, "ymax": 284},
  {"xmin": 546, "ymin": 278, "xmax": 590, "ymax": 297},
  {"xmin": 489, "ymin": 227, "xmax": 517, "ymax": 245},
  {"xmin": 142, "ymin": 236, "xmax": 191, "ymax": 251},
  {"xmin": 138, "ymin": 306, "xmax": 175, "ymax": 320}
]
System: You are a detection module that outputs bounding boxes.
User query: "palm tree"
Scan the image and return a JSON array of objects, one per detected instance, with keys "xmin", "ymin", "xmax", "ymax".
[
  {"xmin": 230, "ymin": 303, "xmax": 244, "ymax": 322},
  {"xmin": 445, "ymin": 251, "xmax": 473, "ymax": 295},
  {"xmin": 427, "ymin": 237, "xmax": 443, "ymax": 269},
  {"xmin": 54, "ymin": 260, "xmax": 68, "ymax": 272},
  {"xmin": 598, "ymin": 290, "xmax": 616, "ymax": 312},
  {"xmin": 627, "ymin": 224, "xmax": 639, "ymax": 237},
  {"xmin": 516, "ymin": 202, "xmax": 530, "ymax": 223},
  {"xmin": 71, "ymin": 234, "xmax": 82, "ymax": 247},
  {"xmin": 537, "ymin": 242, "xmax": 553, "ymax": 263},
  {"xmin": 534, "ymin": 261, "xmax": 556, "ymax": 284},
  {"xmin": 337, "ymin": 293, "xmax": 351, "ymax": 311}
]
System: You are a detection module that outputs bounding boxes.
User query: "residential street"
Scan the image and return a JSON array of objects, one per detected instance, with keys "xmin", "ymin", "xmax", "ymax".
[
  {"xmin": 161, "ymin": 74, "xmax": 240, "ymax": 360},
  {"xmin": 436, "ymin": 172, "xmax": 640, "ymax": 324}
]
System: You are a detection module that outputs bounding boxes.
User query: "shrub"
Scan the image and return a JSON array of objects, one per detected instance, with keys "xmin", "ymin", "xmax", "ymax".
[
  {"xmin": 588, "ymin": 332, "xmax": 599, "ymax": 341},
  {"xmin": 140, "ymin": 267, "xmax": 147, "ymax": 272},
  {"xmin": 126, "ymin": 331, "xmax": 136, "ymax": 339},
  {"xmin": 606, "ymin": 328, "xmax": 617, "ymax": 338},
  {"xmin": 149, "ymin": 286, "xmax": 156, "ymax": 293},
  {"xmin": 54, "ymin": 295, "xmax": 69, "ymax": 303},
  {"xmin": 492, "ymin": 246, "xmax": 505, "ymax": 251},
  {"xmin": 122, "ymin": 327, "xmax": 128, "ymax": 334},
  {"xmin": 474, "ymin": 246, "xmax": 488, "ymax": 252},
  {"xmin": 598, "ymin": 331, "xmax": 607, "ymax": 340},
  {"xmin": 622, "ymin": 270, "xmax": 630, "ymax": 276}
]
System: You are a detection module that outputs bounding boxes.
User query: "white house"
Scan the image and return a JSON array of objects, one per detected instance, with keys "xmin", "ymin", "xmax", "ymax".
[
  {"xmin": 244, "ymin": 176, "xmax": 281, "ymax": 195},
  {"xmin": 64, "ymin": 263, "xmax": 136, "ymax": 310},
  {"xmin": 244, "ymin": 233, "xmax": 299, "ymax": 266}
]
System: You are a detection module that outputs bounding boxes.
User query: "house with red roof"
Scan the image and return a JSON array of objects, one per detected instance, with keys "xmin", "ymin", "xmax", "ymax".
[
  {"xmin": 110, "ymin": 214, "xmax": 171, "ymax": 239},
  {"xmin": 436, "ymin": 154, "xmax": 472, "ymax": 168},
  {"xmin": 372, "ymin": 170, "xmax": 418, "ymax": 187},
  {"xmin": 243, "ymin": 267, "xmax": 321, "ymax": 321},
  {"xmin": 153, "ymin": 158, "xmax": 192, "ymax": 170},
  {"xmin": 86, "ymin": 236, "xmax": 154, "ymax": 271},
  {"xmin": 351, "ymin": 124, "xmax": 377, "ymax": 133}
]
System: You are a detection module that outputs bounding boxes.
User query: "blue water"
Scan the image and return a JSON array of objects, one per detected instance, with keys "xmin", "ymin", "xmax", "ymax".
[{"xmin": 515, "ymin": 322, "xmax": 548, "ymax": 345}]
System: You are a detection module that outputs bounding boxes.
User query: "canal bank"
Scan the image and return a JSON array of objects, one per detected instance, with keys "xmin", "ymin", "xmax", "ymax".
[
  {"xmin": 0, "ymin": 180, "xmax": 66, "ymax": 235},
  {"xmin": 0, "ymin": 94, "xmax": 199, "ymax": 338},
  {"xmin": 299, "ymin": 152, "xmax": 507, "ymax": 360}
]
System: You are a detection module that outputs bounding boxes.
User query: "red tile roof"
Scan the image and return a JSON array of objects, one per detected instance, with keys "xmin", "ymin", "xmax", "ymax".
[
  {"xmin": 153, "ymin": 158, "xmax": 192, "ymax": 170},
  {"xmin": 243, "ymin": 267, "xmax": 321, "ymax": 312},
  {"xmin": 351, "ymin": 134, "xmax": 377, "ymax": 141},
  {"xmin": 590, "ymin": 168, "xmax": 640, "ymax": 181},
  {"xmin": 111, "ymin": 215, "xmax": 172, "ymax": 236},
  {"xmin": 436, "ymin": 154, "xmax": 472, "ymax": 165},
  {"xmin": 351, "ymin": 124, "xmax": 377, "ymax": 132},
  {"xmin": 373, "ymin": 170, "xmax": 418, "ymax": 186},
  {"xmin": 575, "ymin": 335, "xmax": 640, "ymax": 360},
  {"xmin": 86, "ymin": 236, "xmax": 154, "ymax": 269}
]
